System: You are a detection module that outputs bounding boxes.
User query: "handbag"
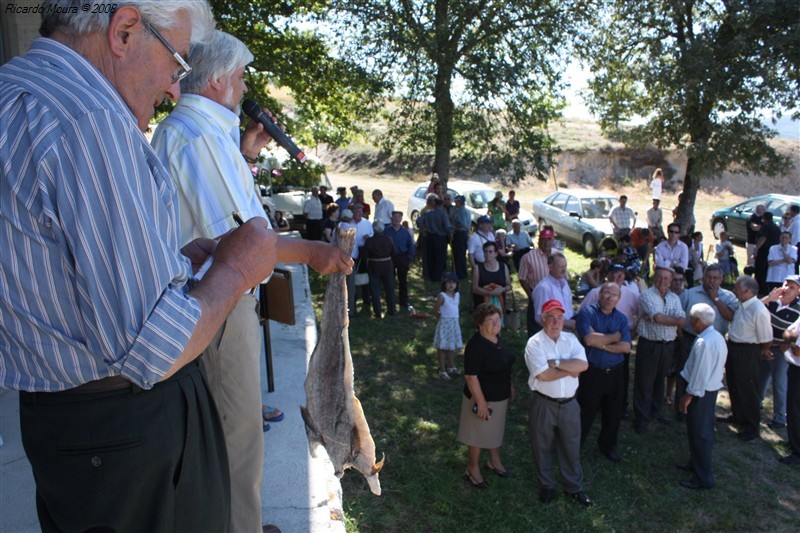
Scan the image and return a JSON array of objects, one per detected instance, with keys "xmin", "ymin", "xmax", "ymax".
[{"xmin": 504, "ymin": 289, "xmax": 521, "ymax": 332}]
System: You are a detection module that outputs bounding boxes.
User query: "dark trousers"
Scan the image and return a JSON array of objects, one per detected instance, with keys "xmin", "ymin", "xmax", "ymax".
[
  {"xmin": 726, "ymin": 341, "xmax": 762, "ymax": 436},
  {"xmin": 392, "ymin": 253, "xmax": 410, "ymax": 307},
  {"xmin": 685, "ymin": 383, "xmax": 718, "ymax": 488},
  {"xmin": 452, "ymin": 230, "xmax": 469, "ymax": 280},
  {"xmin": 19, "ymin": 363, "xmax": 229, "ymax": 533},
  {"xmin": 674, "ymin": 333, "xmax": 696, "ymax": 415},
  {"xmin": 528, "ymin": 393, "xmax": 583, "ymax": 493},
  {"xmin": 368, "ymin": 260, "xmax": 396, "ymax": 317},
  {"xmin": 526, "ymin": 293, "xmax": 543, "ymax": 338},
  {"xmin": 577, "ymin": 364, "xmax": 625, "ymax": 454},
  {"xmin": 306, "ymin": 218, "xmax": 322, "ymax": 241},
  {"xmin": 512, "ymin": 247, "xmax": 531, "ymax": 272},
  {"xmin": 427, "ymin": 233, "xmax": 448, "ymax": 282},
  {"xmin": 788, "ymin": 364, "xmax": 800, "ymax": 455},
  {"xmin": 633, "ymin": 338, "xmax": 674, "ymax": 428}
]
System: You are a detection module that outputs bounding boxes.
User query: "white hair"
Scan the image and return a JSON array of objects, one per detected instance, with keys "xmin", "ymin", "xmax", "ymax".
[
  {"xmin": 40, "ymin": 1, "xmax": 215, "ymax": 45},
  {"xmin": 181, "ymin": 30, "xmax": 253, "ymax": 95},
  {"xmin": 372, "ymin": 220, "xmax": 385, "ymax": 233},
  {"xmin": 690, "ymin": 303, "xmax": 716, "ymax": 327}
]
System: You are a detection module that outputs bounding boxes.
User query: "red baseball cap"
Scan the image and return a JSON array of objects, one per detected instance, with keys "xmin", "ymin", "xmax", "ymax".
[
  {"xmin": 541, "ymin": 299, "xmax": 565, "ymax": 315},
  {"xmin": 540, "ymin": 228, "xmax": 555, "ymax": 239}
]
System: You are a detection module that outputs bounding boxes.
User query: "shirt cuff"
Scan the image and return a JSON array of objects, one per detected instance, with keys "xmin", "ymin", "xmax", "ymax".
[{"xmin": 115, "ymin": 285, "xmax": 202, "ymax": 389}]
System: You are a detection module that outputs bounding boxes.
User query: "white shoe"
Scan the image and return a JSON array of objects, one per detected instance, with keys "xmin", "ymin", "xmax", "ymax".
[
  {"xmin": 447, "ymin": 367, "xmax": 460, "ymax": 376},
  {"xmin": 439, "ymin": 371, "xmax": 452, "ymax": 381}
]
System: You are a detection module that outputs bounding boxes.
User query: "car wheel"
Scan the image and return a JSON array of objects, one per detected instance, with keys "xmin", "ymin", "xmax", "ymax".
[
  {"xmin": 583, "ymin": 234, "xmax": 597, "ymax": 257},
  {"xmin": 712, "ymin": 218, "xmax": 727, "ymax": 240},
  {"xmin": 410, "ymin": 210, "xmax": 420, "ymax": 225}
]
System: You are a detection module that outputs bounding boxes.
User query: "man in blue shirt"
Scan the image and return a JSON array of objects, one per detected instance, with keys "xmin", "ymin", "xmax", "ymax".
[
  {"xmin": 576, "ymin": 282, "xmax": 632, "ymax": 462},
  {"xmin": 385, "ymin": 211, "xmax": 416, "ymax": 310}
]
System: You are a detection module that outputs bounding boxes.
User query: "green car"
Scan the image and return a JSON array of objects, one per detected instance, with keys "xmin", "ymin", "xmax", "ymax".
[{"xmin": 710, "ymin": 194, "xmax": 800, "ymax": 243}]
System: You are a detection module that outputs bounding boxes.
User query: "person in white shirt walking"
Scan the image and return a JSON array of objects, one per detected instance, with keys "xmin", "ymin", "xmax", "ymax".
[
  {"xmin": 676, "ymin": 303, "xmax": 728, "ymax": 489},
  {"xmin": 372, "ymin": 189, "xmax": 395, "ymax": 228},
  {"xmin": 303, "ymin": 187, "xmax": 324, "ymax": 241}
]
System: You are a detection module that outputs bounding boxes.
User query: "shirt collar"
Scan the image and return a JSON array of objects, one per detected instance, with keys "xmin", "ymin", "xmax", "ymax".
[{"xmin": 177, "ymin": 94, "xmax": 241, "ymax": 142}]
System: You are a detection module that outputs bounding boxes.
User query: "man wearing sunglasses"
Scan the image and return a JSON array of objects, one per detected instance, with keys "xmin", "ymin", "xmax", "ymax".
[
  {"xmin": 655, "ymin": 222, "xmax": 690, "ymax": 271},
  {"xmin": 0, "ymin": 3, "xmax": 286, "ymax": 531}
]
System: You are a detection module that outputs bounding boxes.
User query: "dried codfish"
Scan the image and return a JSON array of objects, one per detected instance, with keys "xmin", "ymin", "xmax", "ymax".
[{"xmin": 301, "ymin": 228, "xmax": 384, "ymax": 495}]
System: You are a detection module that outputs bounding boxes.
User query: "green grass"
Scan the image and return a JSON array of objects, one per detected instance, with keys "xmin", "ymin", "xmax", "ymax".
[{"xmin": 308, "ymin": 262, "xmax": 800, "ymax": 533}]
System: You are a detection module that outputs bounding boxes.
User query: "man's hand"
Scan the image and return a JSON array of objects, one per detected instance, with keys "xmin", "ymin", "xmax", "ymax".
[
  {"xmin": 761, "ymin": 348, "xmax": 774, "ymax": 361},
  {"xmin": 678, "ymin": 393, "xmax": 692, "ymax": 414},
  {"xmin": 214, "ymin": 218, "xmax": 277, "ymax": 290},
  {"xmin": 240, "ymin": 107, "xmax": 278, "ymax": 160},
  {"xmin": 305, "ymin": 242, "xmax": 354, "ymax": 275},
  {"xmin": 181, "ymin": 238, "xmax": 217, "ymax": 274}
]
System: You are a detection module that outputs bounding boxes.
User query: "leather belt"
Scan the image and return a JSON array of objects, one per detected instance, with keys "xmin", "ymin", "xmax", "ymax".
[
  {"xmin": 534, "ymin": 390, "xmax": 575, "ymax": 404},
  {"xmin": 641, "ymin": 337, "xmax": 674, "ymax": 344},
  {"xmin": 368, "ymin": 257, "xmax": 392, "ymax": 262},
  {"xmin": 64, "ymin": 376, "xmax": 141, "ymax": 394}
]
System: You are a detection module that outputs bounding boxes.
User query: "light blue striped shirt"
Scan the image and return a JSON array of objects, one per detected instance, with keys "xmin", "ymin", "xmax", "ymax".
[{"xmin": 0, "ymin": 38, "xmax": 201, "ymax": 391}]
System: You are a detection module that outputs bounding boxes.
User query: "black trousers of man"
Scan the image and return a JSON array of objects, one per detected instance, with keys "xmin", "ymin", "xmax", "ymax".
[
  {"xmin": 577, "ymin": 364, "xmax": 625, "ymax": 455},
  {"xmin": 673, "ymin": 333, "xmax": 696, "ymax": 420},
  {"xmin": 726, "ymin": 341, "xmax": 762, "ymax": 437},
  {"xmin": 306, "ymin": 218, "xmax": 322, "ymax": 241},
  {"xmin": 19, "ymin": 363, "xmax": 229, "ymax": 533},
  {"xmin": 452, "ymin": 229, "xmax": 469, "ymax": 280},
  {"xmin": 685, "ymin": 382, "xmax": 718, "ymax": 488},
  {"xmin": 392, "ymin": 252, "xmax": 410, "ymax": 308},
  {"xmin": 368, "ymin": 259, "xmax": 396, "ymax": 317},
  {"xmin": 787, "ymin": 364, "xmax": 800, "ymax": 456},
  {"xmin": 633, "ymin": 338, "xmax": 674, "ymax": 431},
  {"xmin": 427, "ymin": 233, "xmax": 448, "ymax": 282}
]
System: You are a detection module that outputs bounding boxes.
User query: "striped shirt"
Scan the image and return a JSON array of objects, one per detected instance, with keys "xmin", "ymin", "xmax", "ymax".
[
  {"xmin": 150, "ymin": 94, "xmax": 268, "ymax": 245},
  {"xmin": 637, "ymin": 286, "xmax": 684, "ymax": 341},
  {"xmin": 766, "ymin": 298, "xmax": 800, "ymax": 346},
  {"xmin": 518, "ymin": 247, "xmax": 550, "ymax": 291},
  {"xmin": 0, "ymin": 39, "xmax": 201, "ymax": 391}
]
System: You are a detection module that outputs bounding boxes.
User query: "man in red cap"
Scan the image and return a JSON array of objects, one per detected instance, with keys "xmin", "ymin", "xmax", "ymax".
[
  {"xmin": 524, "ymin": 299, "xmax": 591, "ymax": 506},
  {"xmin": 519, "ymin": 225, "xmax": 556, "ymax": 336}
]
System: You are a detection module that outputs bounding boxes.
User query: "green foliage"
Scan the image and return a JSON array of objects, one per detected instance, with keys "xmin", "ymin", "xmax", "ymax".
[
  {"xmin": 325, "ymin": 0, "xmax": 589, "ymax": 183},
  {"xmin": 581, "ymin": 0, "xmax": 799, "ymax": 207},
  {"xmin": 272, "ymin": 158, "xmax": 327, "ymax": 191},
  {"xmin": 208, "ymin": 0, "xmax": 387, "ymax": 149}
]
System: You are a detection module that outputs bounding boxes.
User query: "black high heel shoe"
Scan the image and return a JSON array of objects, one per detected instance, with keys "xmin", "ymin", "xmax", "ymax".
[
  {"xmin": 486, "ymin": 461, "xmax": 510, "ymax": 478},
  {"xmin": 464, "ymin": 470, "xmax": 489, "ymax": 489}
]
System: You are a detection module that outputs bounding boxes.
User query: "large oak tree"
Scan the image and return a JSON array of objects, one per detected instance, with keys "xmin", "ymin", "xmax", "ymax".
[{"xmin": 582, "ymin": 0, "xmax": 799, "ymax": 231}]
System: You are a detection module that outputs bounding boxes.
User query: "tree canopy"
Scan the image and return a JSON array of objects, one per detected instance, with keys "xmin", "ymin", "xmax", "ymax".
[
  {"xmin": 324, "ymin": 0, "xmax": 592, "ymax": 184},
  {"xmin": 581, "ymin": 0, "xmax": 799, "ymax": 230},
  {"xmin": 210, "ymin": 0, "xmax": 386, "ymax": 149}
]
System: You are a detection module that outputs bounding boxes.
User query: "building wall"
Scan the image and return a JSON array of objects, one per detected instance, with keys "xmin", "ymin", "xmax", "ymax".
[{"xmin": 1, "ymin": 0, "xmax": 41, "ymax": 64}]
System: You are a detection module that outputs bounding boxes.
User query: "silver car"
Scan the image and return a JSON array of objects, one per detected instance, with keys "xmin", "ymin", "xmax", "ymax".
[
  {"xmin": 406, "ymin": 180, "xmax": 537, "ymax": 235},
  {"xmin": 533, "ymin": 190, "xmax": 626, "ymax": 256}
]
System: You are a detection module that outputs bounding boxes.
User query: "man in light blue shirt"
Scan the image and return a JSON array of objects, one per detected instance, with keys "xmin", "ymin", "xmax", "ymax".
[
  {"xmin": 152, "ymin": 30, "xmax": 351, "ymax": 532},
  {"xmin": 678, "ymin": 303, "xmax": 728, "ymax": 489}
]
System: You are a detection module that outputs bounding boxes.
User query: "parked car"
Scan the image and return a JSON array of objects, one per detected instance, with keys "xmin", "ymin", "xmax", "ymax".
[
  {"xmin": 709, "ymin": 194, "xmax": 800, "ymax": 243},
  {"xmin": 406, "ymin": 180, "xmax": 538, "ymax": 236},
  {"xmin": 533, "ymin": 189, "xmax": 644, "ymax": 256}
]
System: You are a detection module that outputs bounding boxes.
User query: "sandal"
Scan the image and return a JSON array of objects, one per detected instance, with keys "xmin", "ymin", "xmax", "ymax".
[
  {"xmin": 487, "ymin": 461, "xmax": 510, "ymax": 478},
  {"xmin": 464, "ymin": 470, "xmax": 488, "ymax": 489},
  {"xmin": 263, "ymin": 421, "xmax": 271, "ymax": 432},
  {"xmin": 262, "ymin": 405, "xmax": 284, "ymax": 422}
]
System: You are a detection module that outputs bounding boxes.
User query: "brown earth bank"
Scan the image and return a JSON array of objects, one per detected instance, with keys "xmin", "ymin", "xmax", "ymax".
[{"xmin": 317, "ymin": 141, "xmax": 799, "ymax": 198}]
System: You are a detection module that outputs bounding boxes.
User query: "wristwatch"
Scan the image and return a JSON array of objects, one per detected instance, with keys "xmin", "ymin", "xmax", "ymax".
[{"xmin": 714, "ymin": 297, "xmax": 720, "ymax": 303}]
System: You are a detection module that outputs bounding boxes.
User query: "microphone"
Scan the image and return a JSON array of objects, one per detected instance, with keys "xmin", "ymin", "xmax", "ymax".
[{"xmin": 242, "ymin": 98, "xmax": 306, "ymax": 163}]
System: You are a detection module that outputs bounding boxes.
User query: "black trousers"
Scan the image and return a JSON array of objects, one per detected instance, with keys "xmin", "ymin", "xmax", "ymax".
[
  {"xmin": 19, "ymin": 363, "xmax": 229, "ymax": 533},
  {"xmin": 526, "ymin": 293, "xmax": 543, "ymax": 338},
  {"xmin": 392, "ymin": 253, "xmax": 410, "ymax": 307},
  {"xmin": 685, "ymin": 383, "xmax": 718, "ymax": 488},
  {"xmin": 452, "ymin": 230, "xmax": 469, "ymax": 280},
  {"xmin": 673, "ymin": 333, "xmax": 696, "ymax": 415},
  {"xmin": 577, "ymin": 364, "xmax": 625, "ymax": 454},
  {"xmin": 427, "ymin": 233, "xmax": 448, "ymax": 282},
  {"xmin": 306, "ymin": 218, "xmax": 322, "ymax": 241},
  {"xmin": 368, "ymin": 260, "xmax": 396, "ymax": 317},
  {"xmin": 726, "ymin": 341, "xmax": 762, "ymax": 436},
  {"xmin": 788, "ymin": 364, "xmax": 800, "ymax": 455},
  {"xmin": 633, "ymin": 338, "xmax": 674, "ymax": 428}
]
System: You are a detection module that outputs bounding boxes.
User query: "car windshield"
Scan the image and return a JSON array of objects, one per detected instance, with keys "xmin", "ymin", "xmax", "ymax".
[
  {"xmin": 466, "ymin": 189, "xmax": 496, "ymax": 209},
  {"xmin": 580, "ymin": 197, "xmax": 617, "ymax": 219}
]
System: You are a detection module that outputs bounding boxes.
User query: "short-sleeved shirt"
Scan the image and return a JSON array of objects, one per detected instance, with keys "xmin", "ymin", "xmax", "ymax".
[
  {"xmin": 766, "ymin": 298, "xmax": 800, "ymax": 346},
  {"xmin": 463, "ymin": 332, "xmax": 515, "ymax": 402},
  {"xmin": 524, "ymin": 330, "xmax": 587, "ymax": 398},
  {"xmin": 468, "ymin": 231, "xmax": 495, "ymax": 263},
  {"xmin": 637, "ymin": 286, "xmax": 684, "ymax": 341},
  {"xmin": 609, "ymin": 205, "xmax": 636, "ymax": 230},
  {"xmin": 576, "ymin": 304, "xmax": 631, "ymax": 369},
  {"xmin": 728, "ymin": 296, "xmax": 773, "ymax": 344},
  {"xmin": 518, "ymin": 248, "xmax": 550, "ymax": 291},
  {"xmin": 681, "ymin": 285, "xmax": 738, "ymax": 335},
  {"xmin": 767, "ymin": 244, "xmax": 798, "ymax": 282}
]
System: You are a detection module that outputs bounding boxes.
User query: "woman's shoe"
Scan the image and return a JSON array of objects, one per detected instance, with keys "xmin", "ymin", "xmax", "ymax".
[
  {"xmin": 486, "ymin": 461, "xmax": 510, "ymax": 478},
  {"xmin": 439, "ymin": 371, "xmax": 452, "ymax": 381},
  {"xmin": 464, "ymin": 471, "xmax": 488, "ymax": 489},
  {"xmin": 447, "ymin": 367, "xmax": 460, "ymax": 376}
]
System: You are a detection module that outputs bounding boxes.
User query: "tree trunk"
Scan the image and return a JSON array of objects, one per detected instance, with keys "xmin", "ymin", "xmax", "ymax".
[
  {"xmin": 432, "ymin": 69, "xmax": 454, "ymax": 189},
  {"xmin": 676, "ymin": 155, "xmax": 700, "ymax": 236}
]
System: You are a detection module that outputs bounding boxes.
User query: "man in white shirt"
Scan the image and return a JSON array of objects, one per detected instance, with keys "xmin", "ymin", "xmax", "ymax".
[
  {"xmin": 372, "ymin": 189, "xmax": 395, "ymax": 227},
  {"xmin": 722, "ymin": 276, "xmax": 773, "ymax": 441},
  {"xmin": 767, "ymin": 231, "xmax": 798, "ymax": 290},
  {"xmin": 152, "ymin": 31, "xmax": 352, "ymax": 532},
  {"xmin": 677, "ymin": 303, "xmax": 728, "ymax": 489},
  {"xmin": 506, "ymin": 219, "xmax": 533, "ymax": 271},
  {"xmin": 647, "ymin": 199, "xmax": 665, "ymax": 239},
  {"xmin": 788, "ymin": 204, "xmax": 800, "ymax": 275},
  {"xmin": 524, "ymin": 299, "xmax": 591, "ymax": 506},
  {"xmin": 533, "ymin": 253, "xmax": 575, "ymax": 331},
  {"xmin": 609, "ymin": 195, "xmax": 636, "ymax": 240},
  {"xmin": 782, "ymin": 316, "xmax": 800, "ymax": 464},
  {"xmin": 467, "ymin": 215, "xmax": 496, "ymax": 267},
  {"xmin": 655, "ymin": 223, "xmax": 690, "ymax": 271},
  {"xmin": 341, "ymin": 204, "xmax": 375, "ymax": 317},
  {"xmin": 303, "ymin": 187, "xmax": 324, "ymax": 241}
]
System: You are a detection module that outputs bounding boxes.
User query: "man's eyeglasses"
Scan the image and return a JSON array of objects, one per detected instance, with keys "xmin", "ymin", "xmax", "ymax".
[
  {"xmin": 140, "ymin": 17, "xmax": 192, "ymax": 84},
  {"xmin": 669, "ymin": 230, "xmax": 680, "ymax": 234}
]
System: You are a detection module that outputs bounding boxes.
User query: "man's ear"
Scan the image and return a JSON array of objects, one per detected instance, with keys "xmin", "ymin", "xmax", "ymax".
[{"xmin": 107, "ymin": 5, "xmax": 143, "ymax": 58}]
